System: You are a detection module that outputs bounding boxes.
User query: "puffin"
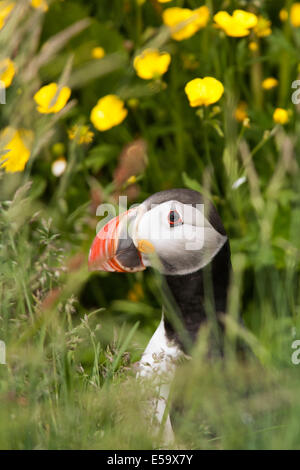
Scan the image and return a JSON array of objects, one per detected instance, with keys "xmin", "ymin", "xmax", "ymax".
[{"xmin": 88, "ymin": 188, "xmax": 231, "ymax": 443}]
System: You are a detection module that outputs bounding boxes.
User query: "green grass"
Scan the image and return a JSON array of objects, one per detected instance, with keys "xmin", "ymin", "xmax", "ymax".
[{"xmin": 1, "ymin": 0, "xmax": 300, "ymax": 450}]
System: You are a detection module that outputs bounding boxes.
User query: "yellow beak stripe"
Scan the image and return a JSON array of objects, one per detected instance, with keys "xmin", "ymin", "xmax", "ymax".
[{"xmin": 137, "ymin": 239, "xmax": 155, "ymax": 254}]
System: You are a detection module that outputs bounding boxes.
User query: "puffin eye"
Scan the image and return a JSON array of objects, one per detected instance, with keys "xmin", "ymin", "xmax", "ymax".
[{"xmin": 168, "ymin": 210, "xmax": 183, "ymax": 227}]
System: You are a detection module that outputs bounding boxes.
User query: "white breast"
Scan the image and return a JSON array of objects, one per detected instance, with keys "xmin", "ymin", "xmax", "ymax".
[
  {"xmin": 138, "ymin": 317, "xmax": 181, "ymax": 378},
  {"xmin": 137, "ymin": 316, "xmax": 182, "ymax": 444}
]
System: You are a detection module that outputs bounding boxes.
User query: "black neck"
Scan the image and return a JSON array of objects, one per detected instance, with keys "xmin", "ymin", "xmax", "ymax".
[{"xmin": 163, "ymin": 240, "xmax": 231, "ymax": 352}]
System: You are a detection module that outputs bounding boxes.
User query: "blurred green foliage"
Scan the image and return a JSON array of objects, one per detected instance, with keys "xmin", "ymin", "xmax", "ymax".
[{"xmin": 1, "ymin": 0, "xmax": 300, "ymax": 449}]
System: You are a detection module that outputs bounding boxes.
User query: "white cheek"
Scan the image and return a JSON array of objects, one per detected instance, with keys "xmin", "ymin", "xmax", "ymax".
[
  {"xmin": 133, "ymin": 206, "xmax": 169, "ymax": 244},
  {"xmin": 136, "ymin": 213, "xmax": 205, "ymax": 251},
  {"xmin": 131, "ymin": 201, "xmax": 227, "ymax": 275}
]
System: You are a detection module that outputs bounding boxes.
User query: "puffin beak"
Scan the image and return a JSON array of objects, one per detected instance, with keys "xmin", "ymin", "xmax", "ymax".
[{"xmin": 88, "ymin": 208, "xmax": 146, "ymax": 273}]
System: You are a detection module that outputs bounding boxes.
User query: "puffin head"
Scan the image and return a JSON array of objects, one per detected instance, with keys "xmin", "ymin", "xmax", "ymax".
[{"xmin": 88, "ymin": 189, "xmax": 228, "ymax": 277}]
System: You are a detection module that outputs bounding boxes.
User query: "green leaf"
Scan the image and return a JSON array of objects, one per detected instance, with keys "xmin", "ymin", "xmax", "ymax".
[
  {"xmin": 182, "ymin": 172, "xmax": 212, "ymax": 199},
  {"xmin": 84, "ymin": 144, "xmax": 120, "ymax": 172}
]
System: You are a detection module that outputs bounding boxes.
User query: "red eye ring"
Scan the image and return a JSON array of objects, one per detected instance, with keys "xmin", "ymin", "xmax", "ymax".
[{"xmin": 168, "ymin": 210, "xmax": 183, "ymax": 227}]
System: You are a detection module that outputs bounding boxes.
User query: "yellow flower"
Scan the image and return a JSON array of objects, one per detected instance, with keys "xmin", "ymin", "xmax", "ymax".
[
  {"xmin": 68, "ymin": 125, "xmax": 94, "ymax": 145},
  {"xmin": 279, "ymin": 9, "xmax": 288, "ymax": 22},
  {"xmin": 0, "ymin": 58, "xmax": 15, "ymax": 88},
  {"xmin": 34, "ymin": 83, "xmax": 71, "ymax": 114},
  {"xmin": 30, "ymin": 0, "xmax": 48, "ymax": 11},
  {"xmin": 290, "ymin": 3, "xmax": 300, "ymax": 27},
  {"xmin": 128, "ymin": 282, "xmax": 144, "ymax": 302},
  {"xmin": 90, "ymin": 95, "xmax": 128, "ymax": 131},
  {"xmin": 214, "ymin": 10, "xmax": 257, "ymax": 37},
  {"xmin": 254, "ymin": 15, "xmax": 272, "ymax": 37},
  {"xmin": 91, "ymin": 47, "xmax": 105, "ymax": 59},
  {"xmin": 262, "ymin": 77, "xmax": 278, "ymax": 90},
  {"xmin": 51, "ymin": 157, "xmax": 67, "ymax": 177},
  {"xmin": 185, "ymin": 77, "xmax": 224, "ymax": 107},
  {"xmin": 158, "ymin": 0, "xmax": 172, "ymax": 3},
  {"xmin": 249, "ymin": 41, "xmax": 258, "ymax": 52},
  {"xmin": 163, "ymin": 6, "xmax": 210, "ymax": 41},
  {"xmin": 273, "ymin": 108, "xmax": 289, "ymax": 125},
  {"xmin": 0, "ymin": 1, "xmax": 15, "ymax": 30},
  {"xmin": 0, "ymin": 127, "xmax": 33, "ymax": 173},
  {"xmin": 127, "ymin": 175, "xmax": 137, "ymax": 185},
  {"xmin": 234, "ymin": 101, "xmax": 248, "ymax": 122},
  {"xmin": 133, "ymin": 49, "xmax": 171, "ymax": 80}
]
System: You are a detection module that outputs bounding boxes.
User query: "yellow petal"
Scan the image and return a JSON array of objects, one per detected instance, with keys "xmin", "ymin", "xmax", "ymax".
[
  {"xmin": 0, "ymin": 1, "xmax": 15, "ymax": 30},
  {"xmin": 0, "ymin": 58, "xmax": 15, "ymax": 88},
  {"xmin": 214, "ymin": 9, "xmax": 257, "ymax": 37},
  {"xmin": 90, "ymin": 95, "xmax": 128, "ymax": 131},
  {"xmin": 34, "ymin": 83, "xmax": 71, "ymax": 114},
  {"xmin": 249, "ymin": 41, "xmax": 258, "ymax": 51},
  {"xmin": 234, "ymin": 101, "xmax": 248, "ymax": 122},
  {"xmin": 185, "ymin": 77, "xmax": 224, "ymax": 107},
  {"xmin": 262, "ymin": 77, "xmax": 278, "ymax": 90},
  {"xmin": 273, "ymin": 108, "xmax": 289, "ymax": 125},
  {"xmin": 0, "ymin": 127, "xmax": 33, "ymax": 173},
  {"xmin": 133, "ymin": 49, "xmax": 171, "ymax": 79},
  {"xmin": 91, "ymin": 47, "xmax": 105, "ymax": 59},
  {"xmin": 290, "ymin": 3, "xmax": 300, "ymax": 27},
  {"xmin": 213, "ymin": 11, "xmax": 232, "ymax": 28},
  {"xmin": 30, "ymin": 0, "xmax": 48, "ymax": 11},
  {"xmin": 233, "ymin": 10, "xmax": 258, "ymax": 29},
  {"xmin": 279, "ymin": 9, "xmax": 288, "ymax": 22},
  {"xmin": 254, "ymin": 15, "xmax": 272, "ymax": 37},
  {"xmin": 163, "ymin": 6, "xmax": 210, "ymax": 41}
]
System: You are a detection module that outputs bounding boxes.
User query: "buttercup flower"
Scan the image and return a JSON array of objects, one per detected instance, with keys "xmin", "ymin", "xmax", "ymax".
[
  {"xmin": 91, "ymin": 47, "xmax": 105, "ymax": 59},
  {"xmin": 254, "ymin": 16, "xmax": 272, "ymax": 37},
  {"xmin": 234, "ymin": 101, "xmax": 248, "ymax": 122},
  {"xmin": 262, "ymin": 77, "xmax": 278, "ymax": 90},
  {"xmin": 0, "ymin": 1, "xmax": 14, "ymax": 30},
  {"xmin": 128, "ymin": 282, "xmax": 144, "ymax": 302},
  {"xmin": 163, "ymin": 6, "xmax": 210, "ymax": 41},
  {"xmin": 290, "ymin": 3, "xmax": 300, "ymax": 27},
  {"xmin": 34, "ymin": 83, "xmax": 71, "ymax": 114},
  {"xmin": 52, "ymin": 157, "xmax": 67, "ymax": 177},
  {"xmin": 0, "ymin": 127, "xmax": 33, "ymax": 173},
  {"xmin": 214, "ymin": 10, "xmax": 257, "ymax": 37},
  {"xmin": 31, "ymin": 0, "xmax": 48, "ymax": 11},
  {"xmin": 273, "ymin": 108, "xmax": 289, "ymax": 125},
  {"xmin": 185, "ymin": 77, "xmax": 224, "ymax": 107},
  {"xmin": 68, "ymin": 125, "xmax": 94, "ymax": 145},
  {"xmin": 0, "ymin": 58, "xmax": 15, "ymax": 88},
  {"xmin": 279, "ymin": 9, "xmax": 288, "ymax": 22},
  {"xmin": 158, "ymin": 0, "xmax": 172, "ymax": 3},
  {"xmin": 127, "ymin": 175, "xmax": 137, "ymax": 185},
  {"xmin": 249, "ymin": 41, "xmax": 258, "ymax": 52},
  {"xmin": 133, "ymin": 49, "xmax": 171, "ymax": 80},
  {"xmin": 90, "ymin": 95, "xmax": 128, "ymax": 131}
]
